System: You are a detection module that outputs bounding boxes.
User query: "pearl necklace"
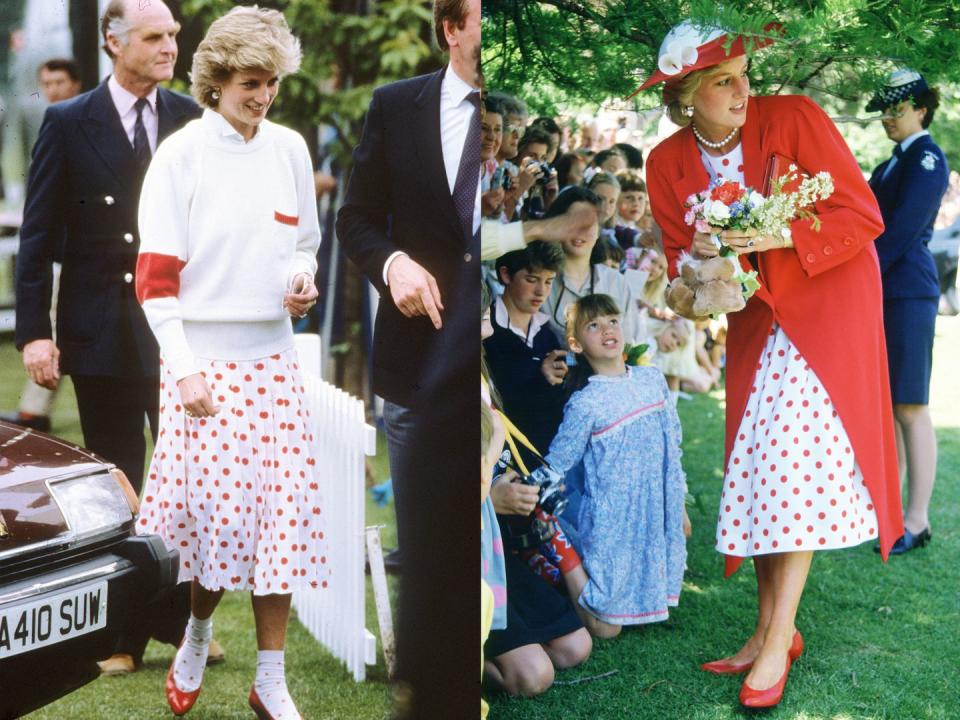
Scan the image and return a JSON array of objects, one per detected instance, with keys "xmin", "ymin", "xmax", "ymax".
[{"xmin": 691, "ymin": 124, "xmax": 740, "ymax": 150}]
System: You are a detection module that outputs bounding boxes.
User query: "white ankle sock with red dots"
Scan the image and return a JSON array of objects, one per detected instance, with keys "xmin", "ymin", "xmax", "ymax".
[
  {"xmin": 173, "ymin": 614, "xmax": 211, "ymax": 692},
  {"xmin": 254, "ymin": 650, "xmax": 299, "ymax": 720}
]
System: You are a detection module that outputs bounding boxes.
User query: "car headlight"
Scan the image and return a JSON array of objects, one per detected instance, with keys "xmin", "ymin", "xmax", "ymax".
[{"xmin": 49, "ymin": 472, "xmax": 135, "ymax": 537}]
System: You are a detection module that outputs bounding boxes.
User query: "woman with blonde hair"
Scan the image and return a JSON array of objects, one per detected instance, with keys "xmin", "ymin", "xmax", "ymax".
[
  {"xmin": 135, "ymin": 6, "xmax": 322, "ymax": 718},
  {"xmin": 642, "ymin": 21, "xmax": 902, "ymax": 708}
]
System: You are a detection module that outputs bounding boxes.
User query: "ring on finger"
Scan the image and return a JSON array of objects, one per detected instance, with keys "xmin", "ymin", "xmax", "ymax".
[
  {"xmin": 185, "ymin": 410, "xmax": 195, "ymax": 417},
  {"xmin": 747, "ymin": 240, "xmax": 756, "ymax": 248}
]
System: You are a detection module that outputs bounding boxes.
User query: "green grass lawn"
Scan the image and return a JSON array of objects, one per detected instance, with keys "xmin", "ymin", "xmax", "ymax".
[
  {"xmin": 488, "ymin": 315, "xmax": 960, "ymax": 720},
  {"xmin": 0, "ymin": 340, "xmax": 396, "ymax": 719}
]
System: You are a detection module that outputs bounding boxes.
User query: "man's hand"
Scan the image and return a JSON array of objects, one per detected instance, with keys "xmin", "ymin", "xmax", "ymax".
[
  {"xmin": 527, "ymin": 201, "xmax": 599, "ymax": 246},
  {"xmin": 283, "ymin": 272, "xmax": 319, "ymax": 318},
  {"xmin": 387, "ymin": 255, "xmax": 444, "ymax": 329},
  {"xmin": 177, "ymin": 373, "xmax": 221, "ymax": 419},
  {"xmin": 540, "ymin": 349, "xmax": 568, "ymax": 386},
  {"xmin": 22, "ymin": 339, "xmax": 60, "ymax": 390},
  {"xmin": 490, "ymin": 469, "xmax": 539, "ymax": 516}
]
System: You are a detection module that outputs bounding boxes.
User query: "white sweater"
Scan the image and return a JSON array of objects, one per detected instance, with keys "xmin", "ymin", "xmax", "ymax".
[{"xmin": 137, "ymin": 109, "xmax": 320, "ymax": 381}]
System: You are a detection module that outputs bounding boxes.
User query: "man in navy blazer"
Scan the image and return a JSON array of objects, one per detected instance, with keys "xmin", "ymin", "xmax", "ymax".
[
  {"xmin": 867, "ymin": 69, "xmax": 948, "ymax": 556},
  {"xmin": 337, "ymin": 0, "xmax": 480, "ymax": 715},
  {"xmin": 15, "ymin": 0, "xmax": 205, "ymax": 673}
]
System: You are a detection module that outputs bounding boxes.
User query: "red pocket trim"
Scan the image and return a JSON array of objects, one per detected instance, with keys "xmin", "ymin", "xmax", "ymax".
[{"xmin": 274, "ymin": 210, "xmax": 299, "ymax": 226}]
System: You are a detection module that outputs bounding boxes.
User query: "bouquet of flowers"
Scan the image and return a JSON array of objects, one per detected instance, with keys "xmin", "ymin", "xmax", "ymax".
[{"xmin": 668, "ymin": 167, "xmax": 834, "ymax": 317}]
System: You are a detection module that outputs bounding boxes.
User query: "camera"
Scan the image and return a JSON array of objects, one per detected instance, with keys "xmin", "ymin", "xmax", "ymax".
[
  {"xmin": 491, "ymin": 165, "xmax": 512, "ymax": 191},
  {"xmin": 494, "ymin": 449, "xmax": 568, "ymax": 549},
  {"xmin": 532, "ymin": 161, "xmax": 554, "ymax": 188}
]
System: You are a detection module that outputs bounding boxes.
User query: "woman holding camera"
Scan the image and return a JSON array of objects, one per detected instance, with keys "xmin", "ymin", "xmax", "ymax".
[
  {"xmin": 136, "ymin": 8, "xmax": 323, "ymax": 718},
  {"xmin": 643, "ymin": 20, "xmax": 903, "ymax": 708}
]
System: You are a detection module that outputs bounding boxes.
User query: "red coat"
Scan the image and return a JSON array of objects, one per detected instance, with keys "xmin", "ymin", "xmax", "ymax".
[{"xmin": 647, "ymin": 95, "xmax": 903, "ymax": 573}]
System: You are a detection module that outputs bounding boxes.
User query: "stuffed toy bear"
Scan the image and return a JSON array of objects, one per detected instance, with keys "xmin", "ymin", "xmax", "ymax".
[{"xmin": 666, "ymin": 255, "xmax": 746, "ymax": 318}]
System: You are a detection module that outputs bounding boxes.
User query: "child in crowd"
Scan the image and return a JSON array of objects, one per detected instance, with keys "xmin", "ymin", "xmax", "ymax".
[
  {"xmin": 540, "ymin": 187, "xmax": 643, "ymax": 346},
  {"xmin": 590, "ymin": 240, "xmax": 625, "ymax": 271},
  {"xmin": 638, "ymin": 245, "xmax": 702, "ymax": 399},
  {"xmin": 531, "ymin": 294, "xmax": 689, "ymax": 639},
  {"xmin": 589, "ymin": 171, "xmax": 644, "ymax": 251},
  {"xmin": 484, "ymin": 242, "xmax": 568, "ymax": 459},
  {"xmin": 483, "ymin": 278, "xmax": 592, "ymax": 699},
  {"xmin": 614, "ymin": 169, "xmax": 647, "ymax": 229}
]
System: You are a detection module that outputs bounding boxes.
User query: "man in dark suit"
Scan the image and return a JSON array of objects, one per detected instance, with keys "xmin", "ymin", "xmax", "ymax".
[
  {"xmin": 14, "ymin": 0, "xmax": 214, "ymax": 675},
  {"xmin": 337, "ymin": 0, "xmax": 480, "ymax": 715},
  {"xmin": 867, "ymin": 69, "xmax": 949, "ymax": 556}
]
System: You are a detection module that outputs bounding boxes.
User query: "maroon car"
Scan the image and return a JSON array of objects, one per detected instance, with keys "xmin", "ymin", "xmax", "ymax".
[{"xmin": 0, "ymin": 422, "xmax": 179, "ymax": 718}]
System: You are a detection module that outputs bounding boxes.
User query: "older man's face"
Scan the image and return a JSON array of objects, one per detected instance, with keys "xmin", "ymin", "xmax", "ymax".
[{"xmin": 110, "ymin": 0, "xmax": 180, "ymax": 86}]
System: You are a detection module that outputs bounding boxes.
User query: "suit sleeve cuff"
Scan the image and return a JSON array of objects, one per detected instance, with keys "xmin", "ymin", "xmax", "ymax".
[{"xmin": 382, "ymin": 251, "xmax": 408, "ymax": 287}]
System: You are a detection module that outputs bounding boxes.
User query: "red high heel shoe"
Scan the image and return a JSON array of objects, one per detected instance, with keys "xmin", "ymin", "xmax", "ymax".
[
  {"xmin": 165, "ymin": 663, "xmax": 201, "ymax": 716},
  {"xmin": 739, "ymin": 657, "xmax": 792, "ymax": 708},
  {"xmin": 249, "ymin": 687, "xmax": 303, "ymax": 720},
  {"xmin": 701, "ymin": 630, "xmax": 803, "ymax": 675}
]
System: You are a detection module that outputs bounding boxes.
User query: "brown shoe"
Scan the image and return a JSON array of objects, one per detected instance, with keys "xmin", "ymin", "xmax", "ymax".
[
  {"xmin": 98, "ymin": 653, "xmax": 136, "ymax": 676},
  {"xmin": 206, "ymin": 638, "xmax": 226, "ymax": 665}
]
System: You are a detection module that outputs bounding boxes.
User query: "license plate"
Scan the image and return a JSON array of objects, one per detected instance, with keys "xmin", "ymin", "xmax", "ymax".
[{"xmin": 0, "ymin": 581, "xmax": 108, "ymax": 659}]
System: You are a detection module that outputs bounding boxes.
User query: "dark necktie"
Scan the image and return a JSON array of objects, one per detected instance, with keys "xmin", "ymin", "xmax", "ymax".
[
  {"xmin": 452, "ymin": 92, "xmax": 481, "ymax": 244},
  {"xmin": 133, "ymin": 97, "xmax": 152, "ymax": 170}
]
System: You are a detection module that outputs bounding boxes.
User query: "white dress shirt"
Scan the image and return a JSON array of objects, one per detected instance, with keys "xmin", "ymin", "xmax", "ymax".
[
  {"xmin": 108, "ymin": 74, "xmax": 159, "ymax": 153},
  {"xmin": 382, "ymin": 64, "xmax": 481, "ymax": 285}
]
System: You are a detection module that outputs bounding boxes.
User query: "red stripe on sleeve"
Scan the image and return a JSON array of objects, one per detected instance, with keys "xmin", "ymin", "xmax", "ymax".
[
  {"xmin": 274, "ymin": 210, "xmax": 299, "ymax": 226},
  {"xmin": 136, "ymin": 252, "xmax": 187, "ymax": 304}
]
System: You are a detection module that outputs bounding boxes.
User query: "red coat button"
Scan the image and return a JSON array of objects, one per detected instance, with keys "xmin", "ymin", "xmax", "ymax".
[
  {"xmin": 823, "ymin": 246, "xmax": 834, "ymax": 255},
  {"xmin": 806, "ymin": 253, "xmax": 816, "ymax": 263},
  {"xmin": 842, "ymin": 236, "xmax": 853, "ymax": 246}
]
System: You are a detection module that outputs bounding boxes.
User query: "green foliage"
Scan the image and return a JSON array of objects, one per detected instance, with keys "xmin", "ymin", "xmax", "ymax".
[
  {"xmin": 483, "ymin": 0, "xmax": 960, "ymax": 169},
  {"xmin": 184, "ymin": 0, "xmax": 442, "ymax": 161}
]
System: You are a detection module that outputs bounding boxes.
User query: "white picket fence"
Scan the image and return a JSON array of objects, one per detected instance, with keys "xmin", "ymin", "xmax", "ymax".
[{"xmin": 292, "ymin": 334, "xmax": 378, "ymax": 681}]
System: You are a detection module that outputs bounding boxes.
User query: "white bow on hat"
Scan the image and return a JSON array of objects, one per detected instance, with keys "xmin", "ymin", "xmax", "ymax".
[{"xmin": 656, "ymin": 22, "xmax": 725, "ymax": 78}]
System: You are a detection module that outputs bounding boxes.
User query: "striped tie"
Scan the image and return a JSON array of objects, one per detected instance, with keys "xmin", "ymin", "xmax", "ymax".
[{"xmin": 133, "ymin": 97, "xmax": 151, "ymax": 170}]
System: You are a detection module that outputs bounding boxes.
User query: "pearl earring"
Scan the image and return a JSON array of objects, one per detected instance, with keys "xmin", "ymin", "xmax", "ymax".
[
  {"xmin": 682, "ymin": 105, "xmax": 694, "ymax": 118},
  {"xmin": 211, "ymin": 90, "xmax": 220, "ymax": 101}
]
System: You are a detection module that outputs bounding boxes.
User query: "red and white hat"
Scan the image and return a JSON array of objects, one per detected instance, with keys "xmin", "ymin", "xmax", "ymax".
[{"xmin": 628, "ymin": 21, "xmax": 778, "ymax": 99}]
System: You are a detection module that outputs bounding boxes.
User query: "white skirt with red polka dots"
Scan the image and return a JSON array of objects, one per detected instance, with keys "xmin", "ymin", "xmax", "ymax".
[
  {"xmin": 138, "ymin": 349, "xmax": 330, "ymax": 595},
  {"xmin": 716, "ymin": 325, "xmax": 878, "ymax": 556}
]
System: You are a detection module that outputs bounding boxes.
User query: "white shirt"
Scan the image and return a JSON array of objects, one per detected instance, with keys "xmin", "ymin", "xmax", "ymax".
[
  {"xmin": 108, "ymin": 74, "xmax": 159, "ymax": 153},
  {"xmin": 383, "ymin": 64, "xmax": 481, "ymax": 284},
  {"xmin": 494, "ymin": 294, "xmax": 550, "ymax": 348},
  {"xmin": 881, "ymin": 129, "xmax": 929, "ymax": 181}
]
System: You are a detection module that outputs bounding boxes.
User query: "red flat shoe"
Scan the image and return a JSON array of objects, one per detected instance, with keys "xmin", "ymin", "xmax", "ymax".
[
  {"xmin": 249, "ymin": 687, "xmax": 303, "ymax": 720},
  {"xmin": 739, "ymin": 657, "xmax": 792, "ymax": 708},
  {"xmin": 701, "ymin": 631, "xmax": 803, "ymax": 675},
  {"xmin": 165, "ymin": 663, "xmax": 201, "ymax": 716}
]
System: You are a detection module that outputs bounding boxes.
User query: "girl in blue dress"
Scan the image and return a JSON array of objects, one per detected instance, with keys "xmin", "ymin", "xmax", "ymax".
[{"xmin": 532, "ymin": 293, "xmax": 689, "ymax": 638}]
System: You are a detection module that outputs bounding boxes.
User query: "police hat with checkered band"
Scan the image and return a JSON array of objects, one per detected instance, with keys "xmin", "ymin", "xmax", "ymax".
[{"xmin": 866, "ymin": 69, "xmax": 930, "ymax": 112}]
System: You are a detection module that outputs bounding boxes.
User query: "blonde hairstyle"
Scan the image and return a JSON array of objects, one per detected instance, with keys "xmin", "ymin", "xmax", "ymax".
[
  {"xmin": 663, "ymin": 58, "xmax": 749, "ymax": 126},
  {"xmin": 190, "ymin": 6, "xmax": 302, "ymax": 109}
]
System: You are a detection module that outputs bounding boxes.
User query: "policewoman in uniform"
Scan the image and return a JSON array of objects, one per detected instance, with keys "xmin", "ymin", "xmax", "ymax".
[{"xmin": 867, "ymin": 69, "xmax": 949, "ymax": 555}]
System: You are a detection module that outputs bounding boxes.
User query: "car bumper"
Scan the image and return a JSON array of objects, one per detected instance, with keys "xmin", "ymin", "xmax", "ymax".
[{"xmin": 0, "ymin": 534, "xmax": 179, "ymax": 718}]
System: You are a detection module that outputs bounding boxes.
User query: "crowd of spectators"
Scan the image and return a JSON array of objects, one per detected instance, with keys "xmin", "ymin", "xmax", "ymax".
[{"xmin": 479, "ymin": 92, "xmax": 724, "ymax": 707}]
